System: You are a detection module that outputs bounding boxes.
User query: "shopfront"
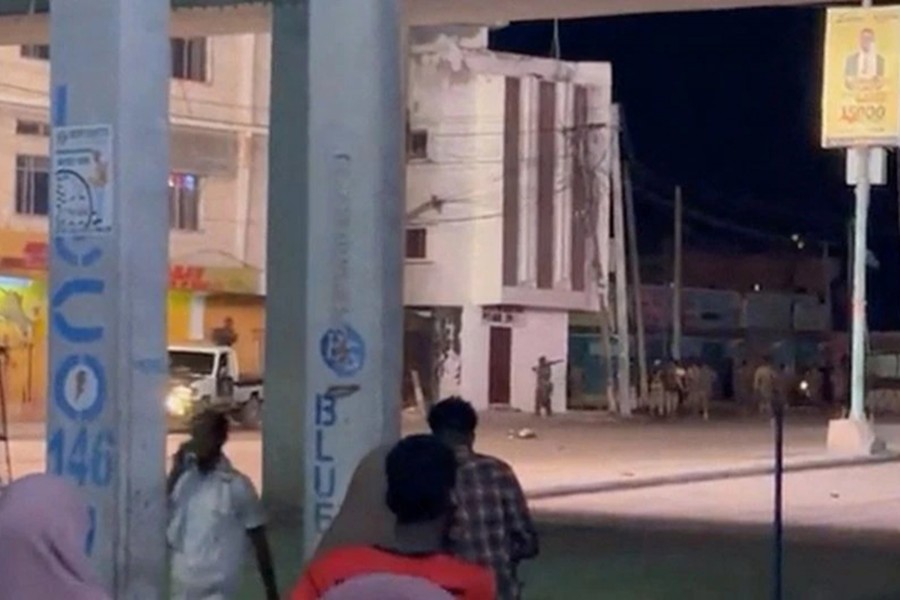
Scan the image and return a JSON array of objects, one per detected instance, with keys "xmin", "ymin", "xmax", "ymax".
[{"xmin": 0, "ymin": 230, "xmax": 262, "ymax": 421}]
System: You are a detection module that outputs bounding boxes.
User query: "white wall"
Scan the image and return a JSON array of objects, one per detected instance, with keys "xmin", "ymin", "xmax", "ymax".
[
  {"xmin": 404, "ymin": 43, "xmax": 504, "ymax": 307},
  {"xmin": 403, "ymin": 37, "xmax": 612, "ymax": 314},
  {"xmin": 510, "ymin": 310, "xmax": 568, "ymax": 414},
  {"xmin": 460, "ymin": 303, "xmax": 490, "ymax": 409},
  {"xmin": 459, "ymin": 305, "xmax": 568, "ymax": 412}
]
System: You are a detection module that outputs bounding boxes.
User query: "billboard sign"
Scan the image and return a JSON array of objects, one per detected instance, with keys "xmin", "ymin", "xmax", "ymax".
[{"xmin": 822, "ymin": 6, "xmax": 900, "ymax": 148}]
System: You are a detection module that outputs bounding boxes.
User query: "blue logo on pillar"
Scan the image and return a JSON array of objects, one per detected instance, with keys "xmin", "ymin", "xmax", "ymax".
[
  {"xmin": 53, "ymin": 355, "xmax": 107, "ymax": 422},
  {"xmin": 319, "ymin": 324, "xmax": 366, "ymax": 378},
  {"xmin": 52, "ymin": 278, "xmax": 106, "ymax": 343}
]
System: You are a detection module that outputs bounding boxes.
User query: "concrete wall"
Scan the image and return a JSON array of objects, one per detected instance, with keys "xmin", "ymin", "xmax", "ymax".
[{"xmin": 458, "ymin": 304, "xmax": 568, "ymax": 412}]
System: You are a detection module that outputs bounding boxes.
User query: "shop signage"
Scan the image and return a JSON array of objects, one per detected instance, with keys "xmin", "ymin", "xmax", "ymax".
[{"xmin": 0, "ymin": 231, "xmax": 259, "ymax": 294}]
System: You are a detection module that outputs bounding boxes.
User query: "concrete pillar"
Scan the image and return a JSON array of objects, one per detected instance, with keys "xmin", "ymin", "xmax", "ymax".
[
  {"xmin": 48, "ymin": 0, "xmax": 169, "ymax": 595},
  {"xmin": 264, "ymin": 0, "xmax": 404, "ymax": 558}
]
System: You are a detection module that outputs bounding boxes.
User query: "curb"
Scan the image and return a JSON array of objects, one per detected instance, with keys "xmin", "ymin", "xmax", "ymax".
[{"xmin": 525, "ymin": 451, "xmax": 900, "ymax": 500}]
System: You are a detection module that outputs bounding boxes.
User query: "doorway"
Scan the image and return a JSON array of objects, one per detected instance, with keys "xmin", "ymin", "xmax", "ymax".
[{"xmin": 488, "ymin": 327, "xmax": 512, "ymax": 406}]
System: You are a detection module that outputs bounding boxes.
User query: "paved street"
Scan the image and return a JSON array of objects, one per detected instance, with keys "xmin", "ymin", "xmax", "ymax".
[
  {"xmin": 11, "ymin": 412, "xmax": 900, "ymax": 598},
  {"xmin": 533, "ymin": 461, "xmax": 900, "ymax": 533},
  {"xmin": 239, "ymin": 457, "xmax": 900, "ymax": 599},
  {"xmin": 8, "ymin": 411, "xmax": 900, "ymax": 493}
]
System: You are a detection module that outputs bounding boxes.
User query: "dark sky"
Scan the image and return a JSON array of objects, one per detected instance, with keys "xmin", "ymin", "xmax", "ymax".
[{"xmin": 491, "ymin": 7, "xmax": 900, "ymax": 329}]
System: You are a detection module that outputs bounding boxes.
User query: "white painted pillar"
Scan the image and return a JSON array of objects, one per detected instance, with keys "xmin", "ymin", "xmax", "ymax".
[
  {"xmin": 519, "ymin": 77, "xmax": 539, "ymax": 286},
  {"xmin": 189, "ymin": 293, "xmax": 207, "ymax": 341},
  {"xmin": 48, "ymin": 0, "xmax": 169, "ymax": 595},
  {"xmin": 265, "ymin": 0, "xmax": 404, "ymax": 559},
  {"xmin": 555, "ymin": 83, "xmax": 574, "ymax": 288}
]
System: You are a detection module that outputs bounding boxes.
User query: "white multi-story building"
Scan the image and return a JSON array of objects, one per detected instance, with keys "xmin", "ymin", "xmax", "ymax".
[{"xmin": 403, "ymin": 28, "xmax": 613, "ymax": 413}]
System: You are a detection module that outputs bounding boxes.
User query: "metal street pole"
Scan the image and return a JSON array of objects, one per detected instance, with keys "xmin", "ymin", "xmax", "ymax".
[
  {"xmin": 624, "ymin": 161, "xmax": 649, "ymax": 405},
  {"xmin": 772, "ymin": 397, "xmax": 785, "ymax": 600},
  {"xmin": 847, "ymin": 0, "xmax": 874, "ymax": 421},
  {"xmin": 611, "ymin": 107, "xmax": 632, "ymax": 415},
  {"xmin": 673, "ymin": 185, "xmax": 683, "ymax": 361},
  {"xmin": 849, "ymin": 146, "xmax": 870, "ymax": 421},
  {"xmin": 48, "ymin": 0, "xmax": 169, "ymax": 595}
]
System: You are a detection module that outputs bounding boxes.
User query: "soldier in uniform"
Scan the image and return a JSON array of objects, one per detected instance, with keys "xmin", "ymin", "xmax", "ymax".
[
  {"xmin": 734, "ymin": 360, "xmax": 754, "ymax": 413},
  {"xmin": 699, "ymin": 362, "xmax": 716, "ymax": 421},
  {"xmin": 753, "ymin": 358, "xmax": 777, "ymax": 416},
  {"xmin": 685, "ymin": 360, "xmax": 702, "ymax": 416},
  {"xmin": 533, "ymin": 356, "xmax": 562, "ymax": 417},
  {"xmin": 662, "ymin": 361, "xmax": 685, "ymax": 418},
  {"xmin": 649, "ymin": 362, "xmax": 666, "ymax": 417}
]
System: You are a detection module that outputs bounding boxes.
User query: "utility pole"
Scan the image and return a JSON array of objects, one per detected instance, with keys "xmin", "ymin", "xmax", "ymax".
[
  {"xmin": 849, "ymin": 146, "xmax": 869, "ymax": 421},
  {"xmin": 672, "ymin": 185, "xmax": 683, "ymax": 361},
  {"xmin": 576, "ymin": 104, "xmax": 616, "ymax": 413},
  {"xmin": 822, "ymin": 242, "xmax": 832, "ymax": 326},
  {"xmin": 623, "ymin": 161, "xmax": 649, "ymax": 405},
  {"xmin": 611, "ymin": 107, "xmax": 632, "ymax": 415},
  {"xmin": 49, "ymin": 0, "xmax": 169, "ymax": 594}
]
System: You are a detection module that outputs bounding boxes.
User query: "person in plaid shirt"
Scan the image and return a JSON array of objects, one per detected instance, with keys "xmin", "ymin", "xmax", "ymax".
[{"xmin": 428, "ymin": 398, "xmax": 539, "ymax": 600}]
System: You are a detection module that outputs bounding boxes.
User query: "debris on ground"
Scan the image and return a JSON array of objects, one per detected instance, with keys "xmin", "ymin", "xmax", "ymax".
[{"xmin": 509, "ymin": 428, "xmax": 537, "ymax": 440}]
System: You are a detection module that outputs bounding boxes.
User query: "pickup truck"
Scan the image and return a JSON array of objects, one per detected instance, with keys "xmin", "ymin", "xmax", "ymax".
[{"xmin": 165, "ymin": 343, "xmax": 263, "ymax": 429}]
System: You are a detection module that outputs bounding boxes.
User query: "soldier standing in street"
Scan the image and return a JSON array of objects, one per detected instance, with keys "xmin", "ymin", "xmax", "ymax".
[
  {"xmin": 753, "ymin": 358, "xmax": 777, "ymax": 416},
  {"xmin": 685, "ymin": 360, "xmax": 701, "ymax": 416},
  {"xmin": 699, "ymin": 362, "xmax": 716, "ymax": 421},
  {"xmin": 533, "ymin": 356, "xmax": 562, "ymax": 417},
  {"xmin": 649, "ymin": 362, "xmax": 666, "ymax": 417},
  {"xmin": 662, "ymin": 361, "xmax": 685, "ymax": 418}
]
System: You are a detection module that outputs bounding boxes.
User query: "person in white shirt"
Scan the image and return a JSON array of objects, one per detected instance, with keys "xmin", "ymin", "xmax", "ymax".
[{"xmin": 167, "ymin": 411, "xmax": 279, "ymax": 600}]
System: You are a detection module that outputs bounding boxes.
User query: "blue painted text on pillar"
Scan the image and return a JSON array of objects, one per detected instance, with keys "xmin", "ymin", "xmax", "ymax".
[{"xmin": 314, "ymin": 393, "xmax": 337, "ymax": 533}]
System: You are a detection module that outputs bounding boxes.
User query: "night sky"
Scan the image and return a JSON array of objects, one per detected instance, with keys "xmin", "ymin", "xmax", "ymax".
[{"xmin": 491, "ymin": 7, "xmax": 900, "ymax": 330}]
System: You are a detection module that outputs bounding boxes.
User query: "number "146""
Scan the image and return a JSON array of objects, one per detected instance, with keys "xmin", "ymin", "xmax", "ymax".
[{"xmin": 48, "ymin": 426, "xmax": 115, "ymax": 488}]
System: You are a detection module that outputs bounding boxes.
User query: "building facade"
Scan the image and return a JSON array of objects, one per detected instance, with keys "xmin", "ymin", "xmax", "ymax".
[
  {"xmin": 403, "ymin": 29, "xmax": 613, "ymax": 413},
  {"xmin": 0, "ymin": 35, "xmax": 270, "ymax": 420}
]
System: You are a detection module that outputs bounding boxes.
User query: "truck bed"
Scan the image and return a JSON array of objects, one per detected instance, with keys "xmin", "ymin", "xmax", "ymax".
[{"xmin": 235, "ymin": 375, "xmax": 263, "ymax": 387}]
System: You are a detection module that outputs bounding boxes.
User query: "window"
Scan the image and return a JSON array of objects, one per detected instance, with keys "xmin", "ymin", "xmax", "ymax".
[
  {"xmin": 15, "ymin": 120, "xmax": 50, "ymax": 137},
  {"xmin": 169, "ymin": 173, "xmax": 201, "ymax": 231},
  {"xmin": 407, "ymin": 130, "xmax": 429, "ymax": 161},
  {"xmin": 171, "ymin": 38, "xmax": 208, "ymax": 82},
  {"xmin": 20, "ymin": 45, "xmax": 49, "ymax": 60},
  {"xmin": 15, "ymin": 155, "xmax": 50, "ymax": 216},
  {"xmin": 405, "ymin": 228, "xmax": 427, "ymax": 259}
]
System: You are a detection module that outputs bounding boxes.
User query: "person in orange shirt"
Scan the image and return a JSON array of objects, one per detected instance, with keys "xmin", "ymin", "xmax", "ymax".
[{"xmin": 292, "ymin": 435, "xmax": 495, "ymax": 600}]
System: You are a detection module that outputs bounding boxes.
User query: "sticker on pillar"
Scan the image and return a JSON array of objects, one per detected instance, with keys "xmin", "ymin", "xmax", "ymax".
[
  {"xmin": 53, "ymin": 355, "xmax": 107, "ymax": 422},
  {"xmin": 52, "ymin": 125, "xmax": 114, "ymax": 237},
  {"xmin": 320, "ymin": 324, "xmax": 366, "ymax": 378}
]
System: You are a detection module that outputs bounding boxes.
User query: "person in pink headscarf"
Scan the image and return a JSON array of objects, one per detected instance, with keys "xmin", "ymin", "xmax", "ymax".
[
  {"xmin": 0, "ymin": 474, "xmax": 109, "ymax": 600},
  {"xmin": 321, "ymin": 574, "xmax": 455, "ymax": 600}
]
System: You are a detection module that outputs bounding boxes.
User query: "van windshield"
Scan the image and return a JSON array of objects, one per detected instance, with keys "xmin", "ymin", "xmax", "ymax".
[{"xmin": 169, "ymin": 350, "xmax": 215, "ymax": 376}]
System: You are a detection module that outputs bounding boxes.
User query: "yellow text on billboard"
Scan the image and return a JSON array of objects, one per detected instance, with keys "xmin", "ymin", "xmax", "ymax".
[{"xmin": 822, "ymin": 6, "xmax": 900, "ymax": 148}]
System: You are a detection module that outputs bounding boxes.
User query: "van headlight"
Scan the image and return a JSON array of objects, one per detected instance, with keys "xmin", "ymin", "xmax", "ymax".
[{"xmin": 166, "ymin": 386, "xmax": 195, "ymax": 417}]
